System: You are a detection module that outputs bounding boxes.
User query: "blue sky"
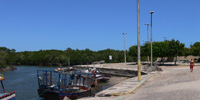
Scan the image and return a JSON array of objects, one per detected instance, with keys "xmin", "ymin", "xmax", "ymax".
[{"xmin": 0, "ymin": 0, "xmax": 199, "ymax": 52}]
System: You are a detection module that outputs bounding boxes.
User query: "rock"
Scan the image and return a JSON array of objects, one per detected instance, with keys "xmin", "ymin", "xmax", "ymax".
[
  {"xmin": 142, "ymin": 64, "xmax": 162, "ymax": 72},
  {"xmin": 0, "ymin": 65, "xmax": 17, "ymax": 72}
]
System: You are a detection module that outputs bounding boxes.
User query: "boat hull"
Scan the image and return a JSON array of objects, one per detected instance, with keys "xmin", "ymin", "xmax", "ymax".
[
  {"xmin": 38, "ymin": 89, "xmax": 91, "ymax": 100},
  {"xmin": 96, "ymin": 74, "xmax": 110, "ymax": 83},
  {"xmin": 0, "ymin": 91, "xmax": 16, "ymax": 100}
]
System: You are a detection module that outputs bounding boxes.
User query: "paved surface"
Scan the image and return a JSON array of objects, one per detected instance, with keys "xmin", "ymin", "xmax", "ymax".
[
  {"xmin": 95, "ymin": 73, "xmax": 157, "ymax": 97},
  {"xmin": 78, "ymin": 72, "xmax": 158, "ymax": 100},
  {"xmin": 77, "ymin": 96, "xmax": 125, "ymax": 100},
  {"xmin": 79, "ymin": 64, "xmax": 200, "ymax": 100},
  {"xmin": 77, "ymin": 63, "xmax": 140, "ymax": 71},
  {"xmin": 75, "ymin": 63, "xmax": 148, "ymax": 77},
  {"xmin": 125, "ymin": 66, "xmax": 200, "ymax": 100}
]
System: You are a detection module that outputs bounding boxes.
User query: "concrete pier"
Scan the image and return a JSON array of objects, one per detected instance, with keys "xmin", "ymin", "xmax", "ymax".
[
  {"xmin": 78, "ymin": 71, "xmax": 158, "ymax": 100},
  {"xmin": 95, "ymin": 74, "xmax": 150, "ymax": 97},
  {"xmin": 76, "ymin": 63, "xmax": 159, "ymax": 100},
  {"xmin": 74, "ymin": 63, "xmax": 147, "ymax": 77}
]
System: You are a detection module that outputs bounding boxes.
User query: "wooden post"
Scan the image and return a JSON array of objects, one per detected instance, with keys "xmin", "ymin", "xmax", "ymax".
[{"xmin": 1, "ymin": 81, "xmax": 5, "ymax": 93}]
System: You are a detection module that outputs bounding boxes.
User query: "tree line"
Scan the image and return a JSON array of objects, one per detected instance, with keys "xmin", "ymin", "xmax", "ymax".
[
  {"xmin": 0, "ymin": 39, "xmax": 200, "ymax": 67},
  {"xmin": 128, "ymin": 39, "xmax": 200, "ymax": 64},
  {"xmin": 0, "ymin": 47, "xmax": 128, "ymax": 67}
]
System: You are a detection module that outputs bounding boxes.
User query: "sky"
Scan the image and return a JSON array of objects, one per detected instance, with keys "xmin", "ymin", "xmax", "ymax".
[{"xmin": 0, "ymin": 0, "xmax": 199, "ymax": 52}]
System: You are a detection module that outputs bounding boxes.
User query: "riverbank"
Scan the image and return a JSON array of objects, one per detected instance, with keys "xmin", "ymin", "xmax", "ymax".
[{"xmin": 0, "ymin": 65, "xmax": 17, "ymax": 72}]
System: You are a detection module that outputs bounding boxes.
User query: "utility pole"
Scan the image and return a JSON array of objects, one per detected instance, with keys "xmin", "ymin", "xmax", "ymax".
[
  {"xmin": 150, "ymin": 11, "xmax": 154, "ymax": 67},
  {"xmin": 122, "ymin": 33, "xmax": 127, "ymax": 63},
  {"xmin": 145, "ymin": 24, "xmax": 150, "ymax": 42},
  {"xmin": 137, "ymin": 0, "xmax": 141, "ymax": 81}
]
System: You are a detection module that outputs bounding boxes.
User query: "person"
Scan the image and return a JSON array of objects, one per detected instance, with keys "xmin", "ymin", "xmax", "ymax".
[{"xmin": 190, "ymin": 59, "xmax": 194, "ymax": 72}]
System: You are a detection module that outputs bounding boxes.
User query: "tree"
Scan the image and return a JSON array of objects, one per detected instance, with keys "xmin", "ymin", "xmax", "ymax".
[
  {"xmin": 0, "ymin": 47, "xmax": 16, "ymax": 67},
  {"xmin": 0, "ymin": 52, "xmax": 8, "ymax": 67},
  {"xmin": 191, "ymin": 42, "xmax": 200, "ymax": 56},
  {"xmin": 128, "ymin": 45, "xmax": 137, "ymax": 57},
  {"xmin": 167, "ymin": 39, "xmax": 185, "ymax": 65},
  {"xmin": 128, "ymin": 44, "xmax": 150, "ymax": 61},
  {"xmin": 128, "ymin": 39, "xmax": 185, "ymax": 65}
]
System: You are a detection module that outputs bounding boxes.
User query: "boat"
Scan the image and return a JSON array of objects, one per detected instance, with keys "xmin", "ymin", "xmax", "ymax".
[
  {"xmin": 85, "ymin": 68, "xmax": 110, "ymax": 83},
  {"xmin": 95, "ymin": 74, "xmax": 110, "ymax": 83},
  {"xmin": 56, "ymin": 67, "xmax": 110, "ymax": 83},
  {"xmin": 54, "ymin": 67, "xmax": 110, "ymax": 84},
  {"xmin": 54, "ymin": 67, "xmax": 73, "ymax": 72},
  {"xmin": 0, "ymin": 74, "xmax": 16, "ymax": 100},
  {"xmin": 37, "ymin": 70, "xmax": 95, "ymax": 100}
]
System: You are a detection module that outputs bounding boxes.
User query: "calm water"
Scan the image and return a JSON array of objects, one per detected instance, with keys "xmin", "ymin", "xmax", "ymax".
[
  {"xmin": 2, "ymin": 66, "xmax": 56, "ymax": 100},
  {"xmin": 1, "ymin": 66, "xmax": 127, "ymax": 100}
]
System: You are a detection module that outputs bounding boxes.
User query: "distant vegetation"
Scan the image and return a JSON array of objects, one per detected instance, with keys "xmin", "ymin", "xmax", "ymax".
[
  {"xmin": 129, "ymin": 39, "xmax": 186, "ymax": 61},
  {"xmin": 128, "ymin": 39, "xmax": 188, "ymax": 64},
  {"xmin": 0, "ymin": 39, "xmax": 200, "ymax": 67},
  {"xmin": 0, "ymin": 47, "xmax": 128, "ymax": 67}
]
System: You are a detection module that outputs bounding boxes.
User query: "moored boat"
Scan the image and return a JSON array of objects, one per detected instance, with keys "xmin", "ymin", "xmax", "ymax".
[
  {"xmin": 85, "ymin": 68, "xmax": 110, "ymax": 83},
  {"xmin": 37, "ymin": 70, "xmax": 95, "ymax": 100},
  {"xmin": 0, "ymin": 74, "xmax": 16, "ymax": 100},
  {"xmin": 96, "ymin": 74, "xmax": 110, "ymax": 83},
  {"xmin": 54, "ymin": 67, "xmax": 73, "ymax": 72}
]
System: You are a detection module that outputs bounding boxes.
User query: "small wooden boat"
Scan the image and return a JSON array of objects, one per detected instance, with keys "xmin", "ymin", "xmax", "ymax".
[
  {"xmin": 96, "ymin": 74, "xmax": 110, "ymax": 83},
  {"xmin": 37, "ymin": 70, "xmax": 95, "ymax": 100},
  {"xmin": 0, "ymin": 74, "xmax": 16, "ymax": 100},
  {"xmin": 85, "ymin": 68, "xmax": 110, "ymax": 83},
  {"xmin": 54, "ymin": 67, "xmax": 73, "ymax": 72}
]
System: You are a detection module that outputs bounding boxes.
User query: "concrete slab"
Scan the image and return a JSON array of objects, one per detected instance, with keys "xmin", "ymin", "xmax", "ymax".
[
  {"xmin": 76, "ymin": 63, "xmax": 140, "ymax": 71},
  {"xmin": 78, "ymin": 96, "xmax": 125, "ymax": 100},
  {"xmin": 74, "ymin": 63, "xmax": 148, "ymax": 77},
  {"xmin": 78, "ymin": 72, "xmax": 159, "ymax": 100},
  {"xmin": 95, "ymin": 72, "xmax": 158, "ymax": 97}
]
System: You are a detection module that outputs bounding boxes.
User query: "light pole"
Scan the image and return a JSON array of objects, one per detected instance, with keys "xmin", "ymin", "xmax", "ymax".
[
  {"xmin": 150, "ymin": 11, "xmax": 154, "ymax": 67},
  {"xmin": 163, "ymin": 37, "xmax": 167, "ymax": 41},
  {"xmin": 145, "ymin": 23, "xmax": 150, "ymax": 63},
  {"xmin": 137, "ymin": 0, "xmax": 141, "ymax": 81},
  {"xmin": 144, "ymin": 24, "xmax": 150, "ymax": 42},
  {"xmin": 122, "ymin": 33, "xmax": 127, "ymax": 63}
]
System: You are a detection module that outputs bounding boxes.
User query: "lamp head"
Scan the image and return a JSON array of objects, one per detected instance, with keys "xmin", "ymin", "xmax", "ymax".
[
  {"xmin": 149, "ymin": 11, "xmax": 154, "ymax": 14},
  {"xmin": 122, "ymin": 33, "xmax": 127, "ymax": 35}
]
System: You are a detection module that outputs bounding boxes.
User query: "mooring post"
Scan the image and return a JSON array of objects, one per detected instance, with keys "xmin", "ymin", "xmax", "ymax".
[{"xmin": 1, "ymin": 81, "xmax": 5, "ymax": 93}]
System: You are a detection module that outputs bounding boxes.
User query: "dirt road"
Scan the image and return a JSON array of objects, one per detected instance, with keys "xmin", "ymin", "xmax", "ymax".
[{"xmin": 125, "ymin": 66, "xmax": 200, "ymax": 100}]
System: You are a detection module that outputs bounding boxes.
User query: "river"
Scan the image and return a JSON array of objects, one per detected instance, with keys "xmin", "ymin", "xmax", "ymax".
[{"xmin": 1, "ymin": 66, "xmax": 127, "ymax": 100}]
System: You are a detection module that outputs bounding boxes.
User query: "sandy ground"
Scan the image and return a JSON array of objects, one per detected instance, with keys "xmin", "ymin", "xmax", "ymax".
[{"xmin": 125, "ymin": 65, "xmax": 200, "ymax": 100}]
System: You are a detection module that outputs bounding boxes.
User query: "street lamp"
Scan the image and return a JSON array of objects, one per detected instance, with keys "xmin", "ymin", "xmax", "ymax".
[
  {"xmin": 145, "ymin": 23, "xmax": 150, "ymax": 63},
  {"xmin": 150, "ymin": 11, "xmax": 154, "ymax": 67},
  {"xmin": 144, "ymin": 24, "xmax": 150, "ymax": 42},
  {"xmin": 163, "ymin": 37, "xmax": 167, "ymax": 41},
  {"xmin": 122, "ymin": 33, "xmax": 127, "ymax": 63}
]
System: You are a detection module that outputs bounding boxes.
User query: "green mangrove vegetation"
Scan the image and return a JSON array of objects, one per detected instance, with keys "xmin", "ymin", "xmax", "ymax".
[{"xmin": 0, "ymin": 39, "xmax": 200, "ymax": 67}]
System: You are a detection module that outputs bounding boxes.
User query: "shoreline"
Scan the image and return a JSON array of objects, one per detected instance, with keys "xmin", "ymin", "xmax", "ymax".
[{"xmin": 0, "ymin": 66, "xmax": 17, "ymax": 72}]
